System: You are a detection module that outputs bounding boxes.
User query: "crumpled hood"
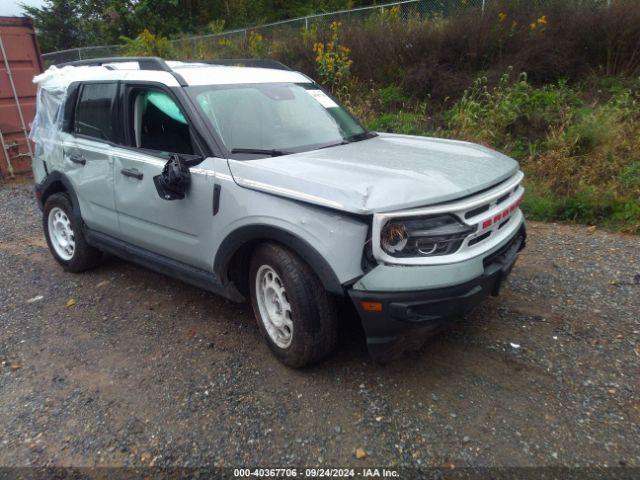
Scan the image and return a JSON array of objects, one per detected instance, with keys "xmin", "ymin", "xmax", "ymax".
[{"xmin": 227, "ymin": 133, "xmax": 520, "ymax": 214}]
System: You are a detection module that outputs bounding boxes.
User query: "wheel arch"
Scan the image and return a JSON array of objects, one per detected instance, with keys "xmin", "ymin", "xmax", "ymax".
[
  {"xmin": 36, "ymin": 171, "xmax": 83, "ymax": 225},
  {"xmin": 214, "ymin": 225, "xmax": 346, "ymax": 297}
]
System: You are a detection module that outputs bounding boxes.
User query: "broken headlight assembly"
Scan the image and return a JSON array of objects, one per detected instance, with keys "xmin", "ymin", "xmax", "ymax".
[{"xmin": 380, "ymin": 215, "xmax": 476, "ymax": 258}]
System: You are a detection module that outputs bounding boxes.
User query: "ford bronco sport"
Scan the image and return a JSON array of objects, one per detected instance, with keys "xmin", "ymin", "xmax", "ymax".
[{"xmin": 30, "ymin": 57, "xmax": 526, "ymax": 367}]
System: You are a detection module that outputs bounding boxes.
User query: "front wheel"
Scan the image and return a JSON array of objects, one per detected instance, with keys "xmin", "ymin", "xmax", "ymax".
[{"xmin": 249, "ymin": 243, "xmax": 338, "ymax": 367}]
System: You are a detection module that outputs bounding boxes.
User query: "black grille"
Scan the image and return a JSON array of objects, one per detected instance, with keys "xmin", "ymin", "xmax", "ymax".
[
  {"xmin": 497, "ymin": 218, "xmax": 510, "ymax": 229},
  {"xmin": 468, "ymin": 231, "xmax": 491, "ymax": 246},
  {"xmin": 465, "ymin": 204, "xmax": 490, "ymax": 219},
  {"xmin": 496, "ymin": 192, "xmax": 510, "ymax": 204}
]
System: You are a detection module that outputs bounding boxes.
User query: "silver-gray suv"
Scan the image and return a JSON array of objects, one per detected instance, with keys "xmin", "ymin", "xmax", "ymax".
[{"xmin": 31, "ymin": 57, "xmax": 526, "ymax": 367}]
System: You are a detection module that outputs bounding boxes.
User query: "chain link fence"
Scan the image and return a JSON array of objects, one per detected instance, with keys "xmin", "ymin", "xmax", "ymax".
[{"xmin": 41, "ymin": 0, "xmax": 488, "ymax": 66}]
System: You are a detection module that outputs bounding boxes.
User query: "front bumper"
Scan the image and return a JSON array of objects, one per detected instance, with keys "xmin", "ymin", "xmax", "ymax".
[{"xmin": 349, "ymin": 225, "xmax": 526, "ymax": 363}]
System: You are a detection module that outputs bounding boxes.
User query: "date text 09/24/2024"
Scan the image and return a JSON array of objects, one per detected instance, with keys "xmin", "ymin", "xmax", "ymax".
[{"xmin": 233, "ymin": 468, "xmax": 400, "ymax": 477}]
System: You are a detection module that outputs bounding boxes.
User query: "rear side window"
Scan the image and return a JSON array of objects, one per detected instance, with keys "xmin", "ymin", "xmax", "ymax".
[{"xmin": 74, "ymin": 83, "xmax": 117, "ymax": 141}]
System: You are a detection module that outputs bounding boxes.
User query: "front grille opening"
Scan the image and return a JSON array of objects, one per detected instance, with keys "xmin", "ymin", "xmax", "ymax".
[
  {"xmin": 465, "ymin": 204, "xmax": 490, "ymax": 219},
  {"xmin": 496, "ymin": 192, "xmax": 510, "ymax": 204},
  {"xmin": 468, "ymin": 231, "xmax": 491, "ymax": 246}
]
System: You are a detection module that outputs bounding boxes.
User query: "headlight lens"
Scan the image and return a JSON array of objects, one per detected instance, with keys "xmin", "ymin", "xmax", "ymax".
[{"xmin": 380, "ymin": 215, "xmax": 475, "ymax": 257}]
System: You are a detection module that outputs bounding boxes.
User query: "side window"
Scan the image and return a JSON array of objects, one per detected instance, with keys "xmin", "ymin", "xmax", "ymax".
[
  {"xmin": 129, "ymin": 88, "xmax": 194, "ymax": 155},
  {"xmin": 74, "ymin": 83, "xmax": 117, "ymax": 141}
]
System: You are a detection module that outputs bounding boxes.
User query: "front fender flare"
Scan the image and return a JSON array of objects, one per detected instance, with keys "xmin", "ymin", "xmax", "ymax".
[{"xmin": 213, "ymin": 224, "xmax": 345, "ymax": 296}]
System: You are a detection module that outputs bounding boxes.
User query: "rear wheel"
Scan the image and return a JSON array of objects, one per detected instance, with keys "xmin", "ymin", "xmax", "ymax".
[
  {"xmin": 43, "ymin": 193, "xmax": 102, "ymax": 272},
  {"xmin": 249, "ymin": 243, "xmax": 338, "ymax": 367}
]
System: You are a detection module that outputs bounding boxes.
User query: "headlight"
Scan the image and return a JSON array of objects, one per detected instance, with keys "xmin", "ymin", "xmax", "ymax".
[{"xmin": 380, "ymin": 215, "xmax": 475, "ymax": 257}]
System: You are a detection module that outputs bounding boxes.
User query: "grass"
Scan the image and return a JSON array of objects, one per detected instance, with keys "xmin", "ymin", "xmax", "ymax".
[{"xmin": 361, "ymin": 74, "xmax": 640, "ymax": 233}]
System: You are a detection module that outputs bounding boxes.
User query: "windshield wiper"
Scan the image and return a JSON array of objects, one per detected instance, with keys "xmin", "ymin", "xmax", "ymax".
[
  {"xmin": 316, "ymin": 140, "xmax": 349, "ymax": 150},
  {"xmin": 314, "ymin": 133, "xmax": 374, "ymax": 151},
  {"xmin": 231, "ymin": 148, "xmax": 291, "ymax": 157},
  {"xmin": 345, "ymin": 131, "xmax": 377, "ymax": 143}
]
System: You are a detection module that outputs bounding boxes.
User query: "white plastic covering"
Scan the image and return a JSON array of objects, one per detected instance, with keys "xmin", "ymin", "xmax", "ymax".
[
  {"xmin": 30, "ymin": 65, "xmax": 122, "ymax": 159},
  {"xmin": 30, "ymin": 66, "xmax": 70, "ymax": 160}
]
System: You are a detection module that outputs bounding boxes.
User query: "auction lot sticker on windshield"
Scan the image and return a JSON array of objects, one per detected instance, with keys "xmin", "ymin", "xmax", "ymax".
[{"xmin": 306, "ymin": 89, "xmax": 338, "ymax": 108}]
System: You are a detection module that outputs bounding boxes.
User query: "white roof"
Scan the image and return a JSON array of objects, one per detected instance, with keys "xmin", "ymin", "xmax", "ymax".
[
  {"xmin": 173, "ymin": 64, "xmax": 310, "ymax": 86},
  {"xmin": 33, "ymin": 60, "xmax": 311, "ymax": 91}
]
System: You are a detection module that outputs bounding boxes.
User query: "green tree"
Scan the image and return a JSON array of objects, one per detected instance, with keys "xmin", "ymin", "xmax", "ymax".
[
  {"xmin": 21, "ymin": 0, "xmax": 81, "ymax": 52},
  {"xmin": 23, "ymin": 0, "xmax": 373, "ymax": 53}
]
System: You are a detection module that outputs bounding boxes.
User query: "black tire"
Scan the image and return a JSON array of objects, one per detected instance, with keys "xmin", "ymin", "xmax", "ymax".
[
  {"xmin": 43, "ymin": 192, "xmax": 102, "ymax": 272},
  {"xmin": 249, "ymin": 243, "xmax": 338, "ymax": 367}
]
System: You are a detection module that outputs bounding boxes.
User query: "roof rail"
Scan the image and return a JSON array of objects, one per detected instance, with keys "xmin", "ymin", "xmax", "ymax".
[
  {"xmin": 55, "ymin": 56, "xmax": 172, "ymax": 72},
  {"xmin": 193, "ymin": 59, "xmax": 291, "ymax": 71}
]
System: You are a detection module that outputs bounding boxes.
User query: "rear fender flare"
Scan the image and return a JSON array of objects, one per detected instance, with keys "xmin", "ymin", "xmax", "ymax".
[{"xmin": 36, "ymin": 171, "xmax": 82, "ymax": 225}]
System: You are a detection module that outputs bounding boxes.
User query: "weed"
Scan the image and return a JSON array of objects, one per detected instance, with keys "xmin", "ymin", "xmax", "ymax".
[
  {"xmin": 367, "ymin": 109, "xmax": 429, "ymax": 136},
  {"xmin": 313, "ymin": 22, "xmax": 353, "ymax": 100},
  {"xmin": 248, "ymin": 31, "xmax": 266, "ymax": 57},
  {"xmin": 120, "ymin": 29, "xmax": 176, "ymax": 58}
]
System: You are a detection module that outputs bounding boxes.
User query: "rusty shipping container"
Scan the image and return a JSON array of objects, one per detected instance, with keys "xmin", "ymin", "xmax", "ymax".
[{"xmin": 0, "ymin": 16, "xmax": 43, "ymax": 178}]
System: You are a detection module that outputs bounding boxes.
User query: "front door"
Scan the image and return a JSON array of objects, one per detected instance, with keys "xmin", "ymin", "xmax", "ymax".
[{"xmin": 112, "ymin": 84, "xmax": 215, "ymax": 270}]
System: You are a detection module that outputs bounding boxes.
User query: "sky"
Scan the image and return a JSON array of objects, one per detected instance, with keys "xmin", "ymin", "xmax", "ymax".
[{"xmin": 0, "ymin": 0, "xmax": 45, "ymax": 16}]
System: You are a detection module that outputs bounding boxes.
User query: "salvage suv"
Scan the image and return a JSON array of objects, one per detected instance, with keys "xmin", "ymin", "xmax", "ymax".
[{"xmin": 31, "ymin": 57, "xmax": 526, "ymax": 367}]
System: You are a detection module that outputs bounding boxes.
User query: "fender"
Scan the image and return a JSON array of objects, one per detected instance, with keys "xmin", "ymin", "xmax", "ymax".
[
  {"xmin": 214, "ymin": 224, "xmax": 346, "ymax": 296},
  {"xmin": 35, "ymin": 171, "xmax": 83, "ymax": 226}
]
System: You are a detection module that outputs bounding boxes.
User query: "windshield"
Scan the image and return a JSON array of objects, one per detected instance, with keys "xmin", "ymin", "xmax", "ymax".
[{"xmin": 187, "ymin": 82, "xmax": 371, "ymax": 158}]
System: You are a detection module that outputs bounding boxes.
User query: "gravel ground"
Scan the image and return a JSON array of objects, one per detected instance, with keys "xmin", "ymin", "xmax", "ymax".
[{"xmin": 0, "ymin": 180, "xmax": 639, "ymax": 469}]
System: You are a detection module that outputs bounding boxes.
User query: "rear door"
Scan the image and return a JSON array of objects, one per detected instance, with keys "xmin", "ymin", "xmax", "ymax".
[
  {"xmin": 111, "ymin": 83, "xmax": 216, "ymax": 270},
  {"xmin": 64, "ymin": 82, "xmax": 119, "ymax": 237}
]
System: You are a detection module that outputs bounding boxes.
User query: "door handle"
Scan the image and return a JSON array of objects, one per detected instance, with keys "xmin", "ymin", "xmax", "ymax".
[
  {"xmin": 121, "ymin": 167, "xmax": 143, "ymax": 180},
  {"xmin": 69, "ymin": 154, "xmax": 86, "ymax": 165}
]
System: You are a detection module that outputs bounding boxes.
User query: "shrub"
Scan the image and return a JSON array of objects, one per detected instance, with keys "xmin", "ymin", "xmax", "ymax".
[
  {"xmin": 376, "ymin": 85, "xmax": 408, "ymax": 110},
  {"xmin": 313, "ymin": 22, "xmax": 353, "ymax": 100},
  {"xmin": 440, "ymin": 73, "xmax": 640, "ymax": 232},
  {"xmin": 121, "ymin": 29, "xmax": 176, "ymax": 58},
  {"xmin": 206, "ymin": 19, "xmax": 226, "ymax": 35},
  {"xmin": 445, "ymin": 70, "xmax": 581, "ymax": 155},
  {"xmin": 367, "ymin": 108, "xmax": 429, "ymax": 136},
  {"xmin": 340, "ymin": 0, "xmax": 640, "ymax": 104},
  {"xmin": 248, "ymin": 31, "xmax": 266, "ymax": 57},
  {"xmin": 365, "ymin": 5, "xmax": 402, "ymax": 26}
]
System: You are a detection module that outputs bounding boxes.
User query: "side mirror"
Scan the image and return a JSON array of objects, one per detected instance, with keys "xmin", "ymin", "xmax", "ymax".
[{"xmin": 153, "ymin": 153, "xmax": 191, "ymax": 200}]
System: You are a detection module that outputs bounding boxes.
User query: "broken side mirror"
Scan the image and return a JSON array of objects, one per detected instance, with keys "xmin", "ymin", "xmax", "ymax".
[{"xmin": 153, "ymin": 153, "xmax": 192, "ymax": 200}]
